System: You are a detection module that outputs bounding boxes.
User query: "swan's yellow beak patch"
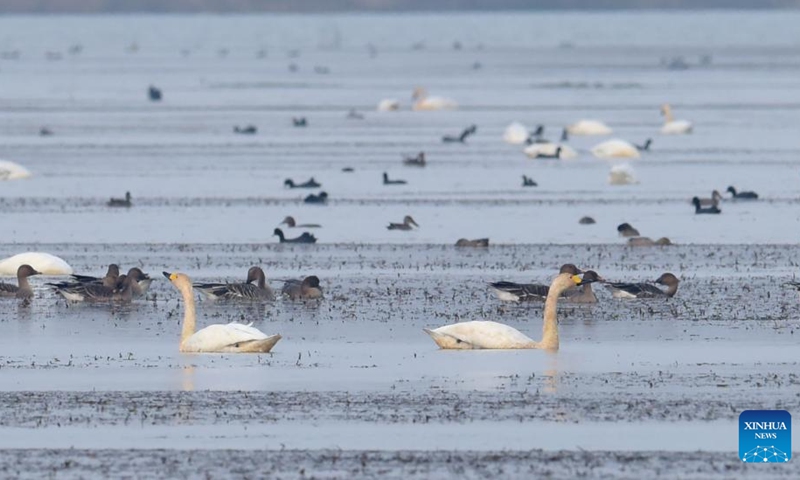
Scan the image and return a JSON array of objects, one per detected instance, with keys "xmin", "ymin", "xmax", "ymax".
[
  {"xmin": 169, "ymin": 273, "xmax": 178, "ymax": 281},
  {"xmin": 571, "ymin": 274, "xmax": 582, "ymax": 285}
]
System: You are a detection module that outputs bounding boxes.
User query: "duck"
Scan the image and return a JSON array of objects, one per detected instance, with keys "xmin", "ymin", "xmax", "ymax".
[
  {"xmin": 69, "ymin": 263, "xmax": 120, "ymax": 289},
  {"xmin": 233, "ymin": 125, "xmax": 257, "ymax": 134},
  {"xmin": 411, "ymin": 87, "xmax": 457, "ymax": 111},
  {"xmin": 107, "ymin": 192, "xmax": 132, "ymax": 207},
  {"xmin": 608, "ymin": 163, "xmax": 638, "ymax": 185},
  {"xmin": 693, "ymin": 190, "xmax": 723, "ymax": 207},
  {"xmin": 591, "ymin": 139, "xmax": 641, "ymax": 159},
  {"xmin": 280, "ymin": 216, "xmax": 321, "ymax": 228},
  {"xmin": 0, "ymin": 160, "xmax": 33, "ymax": 180},
  {"xmin": 383, "ymin": 172, "xmax": 407, "ymax": 185},
  {"xmin": 606, "ymin": 273, "xmax": 680, "ymax": 299},
  {"xmin": 503, "ymin": 122, "xmax": 529, "ymax": 144},
  {"xmin": 163, "ymin": 272, "xmax": 281, "ymax": 353},
  {"xmin": 523, "ymin": 142, "xmax": 578, "ymax": 160},
  {"xmin": 281, "ymin": 275, "xmax": 323, "ymax": 300},
  {"xmin": 48, "ymin": 270, "xmax": 146, "ymax": 302},
  {"xmin": 284, "ymin": 178, "xmax": 321, "ymax": 189},
  {"xmin": 292, "ymin": 117, "xmax": 307, "ymax": 127},
  {"xmin": 442, "ymin": 125, "xmax": 477, "ymax": 143},
  {"xmin": 627, "ymin": 237, "xmax": 673, "ymax": 247},
  {"xmin": 303, "ymin": 192, "xmax": 328, "ymax": 204},
  {"xmin": 425, "ymin": 272, "xmax": 588, "ymax": 350},
  {"xmin": 635, "ymin": 139, "xmax": 653, "ymax": 151},
  {"xmin": 39, "ymin": 127, "xmax": 54, "ymax": 136},
  {"xmin": 273, "ymin": 228, "xmax": 317, "ymax": 244},
  {"xmin": 489, "ymin": 264, "xmax": 583, "ymax": 302},
  {"xmin": 387, "ymin": 215, "xmax": 419, "ymax": 231},
  {"xmin": 148, "ymin": 85, "xmax": 162, "ymax": 102},
  {"xmin": 579, "ymin": 216, "xmax": 596, "ymax": 225},
  {"xmin": 617, "ymin": 223, "xmax": 640, "ymax": 237},
  {"xmin": 692, "ymin": 197, "xmax": 722, "ymax": 214},
  {"xmin": 0, "ymin": 252, "xmax": 72, "ymax": 275},
  {"xmin": 522, "ymin": 175, "xmax": 537, "ymax": 187},
  {"xmin": 660, "ymin": 104, "xmax": 693, "ymax": 134},
  {"xmin": 726, "ymin": 186, "xmax": 759, "ymax": 200},
  {"xmin": 455, "ymin": 238, "xmax": 489, "ymax": 247},
  {"xmin": 377, "ymin": 99, "xmax": 400, "ymax": 111},
  {"xmin": 566, "ymin": 120, "xmax": 612, "ymax": 136},
  {"xmin": 0, "ymin": 265, "xmax": 41, "ymax": 299},
  {"xmin": 193, "ymin": 266, "xmax": 275, "ymax": 301},
  {"xmin": 403, "ymin": 152, "xmax": 426, "ymax": 167}
]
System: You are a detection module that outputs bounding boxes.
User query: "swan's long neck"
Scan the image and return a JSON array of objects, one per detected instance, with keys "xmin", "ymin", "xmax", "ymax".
[
  {"xmin": 663, "ymin": 107, "xmax": 674, "ymax": 123},
  {"xmin": 540, "ymin": 287, "xmax": 561, "ymax": 351},
  {"xmin": 179, "ymin": 283, "xmax": 197, "ymax": 344}
]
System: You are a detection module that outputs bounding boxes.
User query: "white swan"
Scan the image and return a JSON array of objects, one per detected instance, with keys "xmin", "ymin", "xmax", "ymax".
[
  {"xmin": 591, "ymin": 139, "xmax": 641, "ymax": 159},
  {"xmin": 608, "ymin": 163, "xmax": 638, "ymax": 185},
  {"xmin": 424, "ymin": 273, "xmax": 584, "ymax": 350},
  {"xmin": 0, "ymin": 160, "xmax": 32, "ymax": 180},
  {"xmin": 566, "ymin": 120, "xmax": 612, "ymax": 136},
  {"xmin": 164, "ymin": 272, "xmax": 281, "ymax": 353},
  {"xmin": 377, "ymin": 99, "xmax": 400, "ymax": 111},
  {"xmin": 524, "ymin": 142, "xmax": 578, "ymax": 159},
  {"xmin": 660, "ymin": 104, "xmax": 693, "ymax": 134},
  {"xmin": 0, "ymin": 252, "xmax": 72, "ymax": 275},
  {"xmin": 503, "ymin": 122, "xmax": 529, "ymax": 144},
  {"xmin": 411, "ymin": 87, "xmax": 457, "ymax": 111}
]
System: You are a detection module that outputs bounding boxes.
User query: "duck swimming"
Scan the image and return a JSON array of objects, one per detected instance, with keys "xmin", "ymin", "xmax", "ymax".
[
  {"xmin": 293, "ymin": 117, "xmax": 307, "ymax": 127},
  {"xmin": 606, "ymin": 273, "xmax": 679, "ymax": 298},
  {"xmin": 579, "ymin": 216, "xmax": 596, "ymax": 225},
  {"xmin": 635, "ymin": 139, "xmax": 653, "ymax": 151},
  {"xmin": 403, "ymin": 152, "xmax": 426, "ymax": 167},
  {"xmin": 694, "ymin": 190, "xmax": 723, "ymax": 207},
  {"xmin": 281, "ymin": 275, "xmax": 323, "ymax": 300},
  {"xmin": 108, "ymin": 192, "xmax": 132, "ymax": 208},
  {"xmin": 193, "ymin": 266, "xmax": 275, "ymax": 301},
  {"xmin": 627, "ymin": 237, "xmax": 673, "ymax": 247},
  {"xmin": 284, "ymin": 178, "xmax": 321, "ymax": 189},
  {"xmin": 727, "ymin": 186, "xmax": 758, "ymax": 200},
  {"xmin": 0, "ymin": 265, "xmax": 40, "ymax": 299},
  {"xmin": 69, "ymin": 263, "xmax": 120, "ymax": 289},
  {"xmin": 273, "ymin": 228, "xmax": 317, "ymax": 244},
  {"xmin": 48, "ymin": 270, "xmax": 146, "ymax": 302},
  {"xmin": 303, "ymin": 192, "xmax": 328, "ymax": 204},
  {"xmin": 442, "ymin": 125, "xmax": 477, "ymax": 143},
  {"xmin": 234, "ymin": 125, "xmax": 257, "ymax": 134},
  {"xmin": 387, "ymin": 215, "xmax": 419, "ymax": 231},
  {"xmin": 455, "ymin": 238, "xmax": 489, "ymax": 247},
  {"xmin": 148, "ymin": 85, "xmax": 162, "ymax": 102},
  {"xmin": 692, "ymin": 197, "xmax": 721, "ymax": 214},
  {"xmin": 489, "ymin": 264, "xmax": 582, "ymax": 302},
  {"xmin": 383, "ymin": 172, "xmax": 407, "ymax": 185},
  {"xmin": 280, "ymin": 216, "xmax": 321, "ymax": 228},
  {"xmin": 617, "ymin": 223, "xmax": 640, "ymax": 237},
  {"xmin": 522, "ymin": 175, "xmax": 538, "ymax": 187}
]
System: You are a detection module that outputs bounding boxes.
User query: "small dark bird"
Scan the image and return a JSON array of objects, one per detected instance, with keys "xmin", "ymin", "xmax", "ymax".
[
  {"xmin": 726, "ymin": 186, "xmax": 758, "ymax": 200},
  {"xmin": 273, "ymin": 228, "xmax": 317, "ymax": 244},
  {"xmin": 148, "ymin": 86, "xmax": 162, "ymax": 102},
  {"xmin": 579, "ymin": 216, "xmax": 596, "ymax": 225},
  {"xmin": 347, "ymin": 109, "xmax": 364, "ymax": 120},
  {"xmin": 387, "ymin": 215, "xmax": 419, "ymax": 231},
  {"xmin": 525, "ymin": 125, "xmax": 545, "ymax": 144},
  {"xmin": 108, "ymin": 192, "xmax": 132, "ymax": 208},
  {"xmin": 692, "ymin": 197, "xmax": 721, "ymax": 214},
  {"xmin": 383, "ymin": 172, "xmax": 407, "ymax": 185},
  {"xmin": 284, "ymin": 178, "xmax": 321, "ymax": 189},
  {"xmin": 403, "ymin": 152, "xmax": 426, "ymax": 167},
  {"xmin": 234, "ymin": 125, "xmax": 257, "ymax": 134},
  {"xmin": 442, "ymin": 125, "xmax": 477, "ymax": 143},
  {"xmin": 535, "ymin": 147, "xmax": 562, "ymax": 159},
  {"xmin": 304, "ymin": 191, "xmax": 328, "ymax": 204},
  {"xmin": 293, "ymin": 117, "xmax": 307, "ymax": 127},
  {"xmin": 617, "ymin": 222, "xmax": 640, "ymax": 237},
  {"xmin": 522, "ymin": 175, "xmax": 537, "ymax": 187},
  {"xmin": 636, "ymin": 139, "xmax": 653, "ymax": 151},
  {"xmin": 39, "ymin": 127, "xmax": 53, "ymax": 136},
  {"xmin": 342, "ymin": 167, "xmax": 355, "ymax": 172},
  {"xmin": 280, "ymin": 216, "xmax": 321, "ymax": 228},
  {"xmin": 455, "ymin": 238, "xmax": 489, "ymax": 247},
  {"xmin": 560, "ymin": 128, "xmax": 569, "ymax": 142}
]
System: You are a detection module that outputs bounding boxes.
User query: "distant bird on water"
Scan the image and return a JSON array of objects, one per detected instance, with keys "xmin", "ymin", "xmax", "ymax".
[
  {"xmin": 387, "ymin": 215, "xmax": 419, "ymax": 231},
  {"xmin": 234, "ymin": 125, "xmax": 257, "ymax": 135},
  {"xmin": 108, "ymin": 192, "xmax": 132, "ymax": 208},
  {"xmin": 727, "ymin": 186, "xmax": 758, "ymax": 200},
  {"xmin": 148, "ymin": 86, "xmax": 162, "ymax": 102},
  {"xmin": 273, "ymin": 228, "xmax": 317, "ymax": 244},
  {"xmin": 692, "ymin": 197, "xmax": 721, "ymax": 214},
  {"xmin": 522, "ymin": 175, "xmax": 537, "ymax": 187},
  {"xmin": 442, "ymin": 125, "xmax": 477, "ymax": 143},
  {"xmin": 403, "ymin": 152, "xmax": 426, "ymax": 167},
  {"xmin": 383, "ymin": 172, "xmax": 407, "ymax": 185},
  {"xmin": 617, "ymin": 223, "xmax": 640, "ymax": 237},
  {"xmin": 285, "ymin": 178, "xmax": 321, "ymax": 189},
  {"xmin": 303, "ymin": 192, "xmax": 328, "ymax": 204}
]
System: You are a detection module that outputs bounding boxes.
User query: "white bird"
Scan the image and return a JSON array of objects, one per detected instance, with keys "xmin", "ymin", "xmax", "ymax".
[
  {"xmin": 524, "ymin": 142, "xmax": 578, "ymax": 159},
  {"xmin": 566, "ymin": 120, "xmax": 612, "ymax": 136},
  {"xmin": 0, "ymin": 252, "xmax": 73, "ymax": 275},
  {"xmin": 411, "ymin": 87, "xmax": 457, "ymax": 111},
  {"xmin": 423, "ymin": 272, "xmax": 585, "ymax": 350},
  {"xmin": 0, "ymin": 160, "xmax": 32, "ymax": 180},
  {"xmin": 164, "ymin": 272, "xmax": 281, "ymax": 353},
  {"xmin": 377, "ymin": 99, "xmax": 400, "ymax": 111},
  {"xmin": 503, "ymin": 122, "xmax": 529, "ymax": 144},
  {"xmin": 660, "ymin": 104, "xmax": 693, "ymax": 134},
  {"xmin": 591, "ymin": 139, "xmax": 641, "ymax": 159},
  {"xmin": 608, "ymin": 163, "xmax": 638, "ymax": 185}
]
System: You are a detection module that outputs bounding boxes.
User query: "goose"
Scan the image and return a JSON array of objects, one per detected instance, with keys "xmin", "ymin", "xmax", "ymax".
[
  {"xmin": 503, "ymin": 122, "xmax": 529, "ymax": 145},
  {"xmin": 566, "ymin": 120, "xmax": 612, "ymax": 136},
  {"xmin": 303, "ymin": 192, "xmax": 328, "ymax": 204},
  {"xmin": 148, "ymin": 86, "xmax": 162, "ymax": 102},
  {"xmin": 532, "ymin": 146, "xmax": 562, "ymax": 160},
  {"xmin": 523, "ymin": 143, "xmax": 577, "ymax": 160},
  {"xmin": 273, "ymin": 228, "xmax": 317, "ymax": 244},
  {"xmin": 280, "ymin": 216, "xmax": 321, "ymax": 228},
  {"xmin": 0, "ymin": 252, "xmax": 72, "ymax": 275},
  {"xmin": 281, "ymin": 275, "xmax": 324, "ymax": 300},
  {"xmin": 377, "ymin": 99, "xmax": 400, "ymax": 111},
  {"xmin": 0, "ymin": 160, "xmax": 32, "ymax": 180},
  {"xmin": 163, "ymin": 272, "xmax": 281, "ymax": 353},
  {"xmin": 489, "ymin": 264, "xmax": 582, "ymax": 302},
  {"xmin": 122, "ymin": 267, "xmax": 153, "ymax": 298},
  {"xmin": 692, "ymin": 197, "xmax": 721, "ymax": 214},
  {"xmin": 442, "ymin": 125, "xmax": 476, "ymax": 143},
  {"xmin": 48, "ymin": 270, "xmax": 145, "ymax": 302},
  {"xmin": 70, "ymin": 263, "xmax": 120, "ymax": 289},
  {"xmin": 193, "ymin": 266, "xmax": 275, "ymax": 301},
  {"xmin": 387, "ymin": 215, "xmax": 419, "ymax": 231},
  {"xmin": 660, "ymin": 104, "xmax": 693, "ymax": 134},
  {"xmin": 284, "ymin": 178, "xmax": 321, "ymax": 189},
  {"xmin": 606, "ymin": 273, "xmax": 680, "ymax": 299},
  {"xmin": 617, "ymin": 223, "xmax": 640, "ymax": 237},
  {"xmin": 425, "ymin": 272, "xmax": 588, "ymax": 350},
  {"xmin": 411, "ymin": 87, "xmax": 457, "ymax": 111},
  {"xmin": 292, "ymin": 117, "xmax": 307, "ymax": 127},
  {"xmin": 627, "ymin": 237, "xmax": 673, "ymax": 247},
  {"xmin": 591, "ymin": 139, "xmax": 641, "ymax": 159},
  {"xmin": 233, "ymin": 125, "xmax": 257, "ymax": 134},
  {"xmin": 608, "ymin": 163, "xmax": 638, "ymax": 185},
  {"xmin": 383, "ymin": 172, "xmax": 407, "ymax": 185},
  {"xmin": 579, "ymin": 216, "xmax": 596, "ymax": 225},
  {"xmin": 107, "ymin": 192, "xmax": 132, "ymax": 208},
  {"xmin": 0, "ymin": 265, "xmax": 40, "ymax": 299},
  {"xmin": 694, "ymin": 190, "xmax": 723, "ymax": 207},
  {"xmin": 403, "ymin": 152, "xmax": 426, "ymax": 167},
  {"xmin": 635, "ymin": 139, "xmax": 653, "ymax": 151},
  {"xmin": 727, "ymin": 186, "xmax": 758, "ymax": 200},
  {"xmin": 455, "ymin": 238, "xmax": 489, "ymax": 247},
  {"xmin": 522, "ymin": 175, "xmax": 537, "ymax": 187}
]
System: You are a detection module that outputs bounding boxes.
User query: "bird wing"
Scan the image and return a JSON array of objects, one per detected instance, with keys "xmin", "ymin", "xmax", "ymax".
[
  {"xmin": 607, "ymin": 282, "xmax": 665, "ymax": 298},
  {"xmin": 281, "ymin": 280, "xmax": 302, "ymax": 298},
  {"xmin": 489, "ymin": 281, "xmax": 549, "ymax": 301},
  {"xmin": 70, "ymin": 274, "xmax": 102, "ymax": 284},
  {"xmin": 223, "ymin": 283, "xmax": 273, "ymax": 300},
  {"xmin": 0, "ymin": 282, "xmax": 19, "ymax": 295},
  {"xmin": 425, "ymin": 321, "xmax": 535, "ymax": 349},
  {"xmin": 183, "ymin": 323, "xmax": 270, "ymax": 351}
]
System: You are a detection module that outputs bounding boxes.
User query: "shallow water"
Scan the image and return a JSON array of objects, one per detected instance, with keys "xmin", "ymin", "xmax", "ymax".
[{"xmin": 1, "ymin": 11, "xmax": 800, "ymax": 478}]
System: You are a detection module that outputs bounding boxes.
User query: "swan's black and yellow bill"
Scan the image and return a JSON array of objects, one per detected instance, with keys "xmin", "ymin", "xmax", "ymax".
[{"xmin": 162, "ymin": 271, "xmax": 178, "ymax": 281}]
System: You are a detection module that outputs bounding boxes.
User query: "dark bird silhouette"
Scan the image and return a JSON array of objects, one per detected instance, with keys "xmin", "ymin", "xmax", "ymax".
[
  {"xmin": 636, "ymin": 139, "xmax": 653, "ymax": 151},
  {"xmin": 727, "ymin": 186, "xmax": 758, "ymax": 200},
  {"xmin": 522, "ymin": 175, "xmax": 537, "ymax": 187},
  {"xmin": 303, "ymin": 191, "xmax": 328, "ymax": 204},
  {"xmin": 403, "ymin": 152, "xmax": 426, "ymax": 167},
  {"xmin": 148, "ymin": 86, "xmax": 162, "ymax": 102},
  {"xmin": 108, "ymin": 192, "xmax": 132, "ymax": 208},
  {"xmin": 293, "ymin": 117, "xmax": 308, "ymax": 127},
  {"xmin": 273, "ymin": 228, "xmax": 317, "ymax": 244},
  {"xmin": 383, "ymin": 172, "xmax": 407, "ymax": 185},
  {"xmin": 442, "ymin": 125, "xmax": 477, "ymax": 143},
  {"xmin": 692, "ymin": 197, "xmax": 721, "ymax": 214},
  {"xmin": 285, "ymin": 178, "xmax": 321, "ymax": 189},
  {"xmin": 234, "ymin": 125, "xmax": 257, "ymax": 134}
]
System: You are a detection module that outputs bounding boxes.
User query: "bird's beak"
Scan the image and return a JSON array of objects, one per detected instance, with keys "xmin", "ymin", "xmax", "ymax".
[
  {"xmin": 162, "ymin": 271, "xmax": 172, "ymax": 280},
  {"xmin": 33, "ymin": 270, "xmax": 41, "ymax": 276},
  {"xmin": 570, "ymin": 275, "xmax": 583, "ymax": 285}
]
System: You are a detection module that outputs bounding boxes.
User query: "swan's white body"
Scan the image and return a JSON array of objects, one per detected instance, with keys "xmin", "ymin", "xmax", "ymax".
[
  {"xmin": 524, "ymin": 142, "xmax": 578, "ymax": 159},
  {"xmin": 0, "ymin": 160, "xmax": 32, "ymax": 180},
  {"xmin": 424, "ymin": 273, "xmax": 581, "ymax": 350},
  {"xmin": 566, "ymin": 120, "xmax": 612, "ymax": 136},
  {"xmin": 0, "ymin": 252, "xmax": 72, "ymax": 275},
  {"xmin": 591, "ymin": 139, "xmax": 641, "ymax": 159},
  {"xmin": 377, "ymin": 99, "xmax": 400, "ymax": 111},
  {"xmin": 412, "ymin": 88, "xmax": 457, "ymax": 111},
  {"xmin": 660, "ymin": 104, "xmax": 693, "ymax": 134},
  {"xmin": 608, "ymin": 163, "xmax": 638, "ymax": 185},
  {"xmin": 503, "ymin": 122, "xmax": 529, "ymax": 144}
]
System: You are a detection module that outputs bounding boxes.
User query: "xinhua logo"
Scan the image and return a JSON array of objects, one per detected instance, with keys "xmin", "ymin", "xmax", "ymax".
[{"xmin": 739, "ymin": 410, "xmax": 791, "ymax": 463}]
